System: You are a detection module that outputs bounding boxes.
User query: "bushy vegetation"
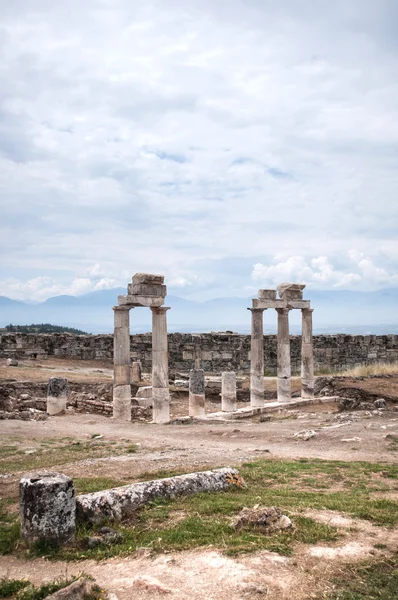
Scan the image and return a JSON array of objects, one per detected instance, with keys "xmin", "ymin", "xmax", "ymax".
[
  {"xmin": 5, "ymin": 324, "xmax": 88, "ymax": 335},
  {"xmin": 340, "ymin": 360, "xmax": 398, "ymax": 377}
]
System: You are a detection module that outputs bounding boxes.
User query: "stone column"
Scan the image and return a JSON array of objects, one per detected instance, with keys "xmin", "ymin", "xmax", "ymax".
[
  {"xmin": 221, "ymin": 371, "xmax": 237, "ymax": 412},
  {"xmin": 189, "ymin": 369, "xmax": 205, "ymax": 416},
  {"xmin": 20, "ymin": 472, "xmax": 76, "ymax": 546},
  {"xmin": 248, "ymin": 308, "xmax": 265, "ymax": 407},
  {"xmin": 151, "ymin": 307, "xmax": 170, "ymax": 424},
  {"xmin": 113, "ymin": 306, "xmax": 131, "ymax": 421},
  {"xmin": 131, "ymin": 361, "xmax": 142, "ymax": 384},
  {"xmin": 276, "ymin": 307, "xmax": 292, "ymax": 403},
  {"xmin": 301, "ymin": 308, "xmax": 314, "ymax": 398},
  {"xmin": 47, "ymin": 378, "xmax": 68, "ymax": 415}
]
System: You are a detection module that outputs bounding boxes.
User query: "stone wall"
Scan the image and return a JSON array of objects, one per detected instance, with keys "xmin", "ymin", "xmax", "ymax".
[{"xmin": 1, "ymin": 332, "xmax": 397, "ymax": 374}]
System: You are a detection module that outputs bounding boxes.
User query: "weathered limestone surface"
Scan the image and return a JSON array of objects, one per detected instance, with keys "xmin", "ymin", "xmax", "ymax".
[
  {"xmin": 76, "ymin": 467, "xmax": 244, "ymax": 524},
  {"xmin": 131, "ymin": 360, "xmax": 142, "ymax": 383},
  {"xmin": 221, "ymin": 371, "xmax": 237, "ymax": 412},
  {"xmin": 151, "ymin": 307, "xmax": 170, "ymax": 423},
  {"xmin": 1, "ymin": 333, "xmax": 397, "ymax": 373},
  {"xmin": 47, "ymin": 377, "xmax": 68, "ymax": 415},
  {"xmin": 113, "ymin": 307, "xmax": 131, "ymax": 420},
  {"xmin": 45, "ymin": 577, "xmax": 96, "ymax": 600},
  {"xmin": 277, "ymin": 283, "xmax": 305, "ymax": 300},
  {"xmin": 301, "ymin": 308, "xmax": 315, "ymax": 398},
  {"xmin": 189, "ymin": 368, "xmax": 205, "ymax": 416},
  {"xmin": 20, "ymin": 471, "xmax": 75, "ymax": 546},
  {"xmin": 0, "ymin": 381, "xmax": 145, "ymax": 420},
  {"xmin": 132, "ymin": 273, "xmax": 164, "ymax": 285},
  {"xmin": 277, "ymin": 308, "xmax": 291, "ymax": 403},
  {"xmin": 249, "ymin": 308, "xmax": 265, "ymax": 407}
]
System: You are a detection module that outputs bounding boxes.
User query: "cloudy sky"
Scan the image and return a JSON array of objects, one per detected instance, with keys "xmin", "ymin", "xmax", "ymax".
[{"xmin": 1, "ymin": 0, "xmax": 397, "ymax": 301}]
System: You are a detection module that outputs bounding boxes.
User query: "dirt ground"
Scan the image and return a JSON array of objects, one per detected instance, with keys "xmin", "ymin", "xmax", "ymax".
[{"xmin": 0, "ymin": 358, "xmax": 397, "ymax": 599}]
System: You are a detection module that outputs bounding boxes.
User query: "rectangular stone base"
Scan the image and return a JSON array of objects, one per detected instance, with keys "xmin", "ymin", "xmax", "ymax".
[{"xmin": 177, "ymin": 396, "xmax": 340, "ymax": 423}]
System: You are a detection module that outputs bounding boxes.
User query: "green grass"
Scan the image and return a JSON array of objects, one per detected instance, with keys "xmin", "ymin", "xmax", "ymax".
[
  {"xmin": 0, "ymin": 575, "xmax": 104, "ymax": 599},
  {"xmin": 0, "ymin": 500, "xmax": 19, "ymax": 555},
  {"xmin": 319, "ymin": 553, "xmax": 398, "ymax": 599},
  {"xmin": 73, "ymin": 477, "xmax": 128, "ymax": 494},
  {"xmin": 1, "ymin": 458, "xmax": 397, "ymax": 561},
  {"xmin": 0, "ymin": 437, "xmax": 140, "ymax": 474},
  {"xmin": 19, "ymin": 458, "xmax": 398, "ymax": 561},
  {"xmin": 0, "ymin": 578, "xmax": 29, "ymax": 598}
]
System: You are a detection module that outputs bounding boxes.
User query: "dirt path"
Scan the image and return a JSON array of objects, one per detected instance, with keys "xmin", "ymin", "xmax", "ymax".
[
  {"xmin": 1, "ymin": 517, "xmax": 396, "ymax": 600},
  {"xmin": 1, "ymin": 364, "xmax": 398, "ymax": 598}
]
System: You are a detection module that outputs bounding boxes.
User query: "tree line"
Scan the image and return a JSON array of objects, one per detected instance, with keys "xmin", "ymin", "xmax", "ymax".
[{"xmin": 5, "ymin": 323, "xmax": 89, "ymax": 335}]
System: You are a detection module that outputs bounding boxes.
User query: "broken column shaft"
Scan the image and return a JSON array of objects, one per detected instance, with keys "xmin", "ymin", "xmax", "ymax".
[
  {"xmin": 20, "ymin": 471, "xmax": 76, "ymax": 546},
  {"xmin": 113, "ymin": 306, "xmax": 131, "ymax": 420},
  {"xmin": 47, "ymin": 377, "xmax": 68, "ymax": 416},
  {"xmin": 151, "ymin": 307, "xmax": 170, "ymax": 423},
  {"xmin": 249, "ymin": 308, "xmax": 265, "ymax": 407},
  {"xmin": 276, "ymin": 307, "xmax": 292, "ymax": 402},
  {"xmin": 301, "ymin": 308, "xmax": 314, "ymax": 398},
  {"xmin": 221, "ymin": 371, "xmax": 237, "ymax": 412},
  {"xmin": 189, "ymin": 369, "xmax": 205, "ymax": 417}
]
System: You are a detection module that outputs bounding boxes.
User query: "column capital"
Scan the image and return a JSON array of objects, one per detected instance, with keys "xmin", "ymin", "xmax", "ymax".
[
  {"xmin": 301, "ymin": 307, "xmax": 314, "ymax": 314},
  {"xmin": 113, "ymin": 305, "xmax": 132, "ymax": 312},
  {"xmin": 150, "ymin": 306, "xmax": 170, "ymax": 314},
  {"xmin": 247, "ymin": 307, "xmax": 266, "ymax": 313},
  {"xmin": 276, "ymin": 307, "xmax": 291, "ymax": 314}
]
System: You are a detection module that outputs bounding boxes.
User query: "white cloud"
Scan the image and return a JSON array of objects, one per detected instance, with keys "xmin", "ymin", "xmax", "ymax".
[
  {"xmin": 252, "ymin": 253, "xmax": 398, "ymax": 290},
  {"xmin": 0, "ymin": 275, "xmax": 118, "ymax": 302},
  {"xmin": 0, "ymin": 1, "xmax": 397, "ymax": 300}
]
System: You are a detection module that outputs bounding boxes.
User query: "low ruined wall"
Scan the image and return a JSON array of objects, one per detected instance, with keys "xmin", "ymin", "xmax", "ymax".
[{"xmin": 1, "ymin": 332, "xmax": 397, "ymax": 373}]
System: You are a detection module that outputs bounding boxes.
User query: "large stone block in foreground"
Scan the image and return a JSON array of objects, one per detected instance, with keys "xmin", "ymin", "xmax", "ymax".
[
  {"xmin": 76, "ymin": 467, "xmax": 244, "ymax": 524},
  {"xmin": 20, "ymin": 471, "xmax": 76, "ymax": 546}
]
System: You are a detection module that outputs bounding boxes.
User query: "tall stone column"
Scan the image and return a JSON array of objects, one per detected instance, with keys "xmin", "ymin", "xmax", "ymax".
[
  {"xmin": 276, "ymin": 307, "xmax": 291, "ymax": 403},
  {"xmin": 301, "ymin": 308, "xmax": 314, "ymax": 398},
  {"xmin": 113, "ymin": 306, "xmax": 131, "ymax": 420},
  {"xmin": 249, "ymin": 308, "xmax": 265, "ymax": 407},
  {"xmin": 151, "ymin": 307, "xmax": 170, "ymax": 424}
]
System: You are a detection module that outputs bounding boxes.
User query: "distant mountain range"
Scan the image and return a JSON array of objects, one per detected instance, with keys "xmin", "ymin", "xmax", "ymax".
[{"xmin": 0, "ymin": 287, "xmax": 397, "ymax": 335}]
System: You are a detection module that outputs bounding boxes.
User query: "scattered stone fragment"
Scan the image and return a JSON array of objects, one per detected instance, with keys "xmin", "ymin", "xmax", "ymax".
[
  {"xmin": 84, "ymin": 526, "xmax": 124, "ymax": 548},
  {"xmin": 6, "ymin": 358, "xmax": 18, "ymax": 367},
  {"xmin": 45, "ymin": 576, "xmax": 97, "ymax": 599},
  {"xmin": 131, "ymin": 575, "xmax": 172, "ymax": 594},
  {"xmin": 341, "ymin": 437, "xmax": 362, "ymax": 443},
  {"xmin": 293, "ymin": 429, "xmax": 317, "ymax": 441},
  {"xmin": 232, "ymin": 506, "xmax": 292, "ymax": 533},
  {"xmin": 374, "ymin": 398, "xmax": 387, "ymax": 409}
]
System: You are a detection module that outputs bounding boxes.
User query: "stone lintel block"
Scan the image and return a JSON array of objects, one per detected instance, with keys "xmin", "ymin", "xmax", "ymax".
[
  {"xmin": 252, "ymin": 299, "xmax": 286, "ymax": 309},
  {"xmin": 277, "ymin": 282, "xmax": 306, "ymax": 300},
  {"xmin": 286, "ymin": 300, "xmax": 311, "ymax": 309},
  {"xmin": 132, "ymin": 273, "xmax": 165, "ymax": 285},
  {"xmin": 118, "ymin": 295, "xmax": 165, "ymax": 308},
  {"xmin": 258, "ymin": 289, "xmax": 277, "ymax": 300},
  {"xmin": 128, "ymin": 283, "xmax": 167, "ymax": 297}
]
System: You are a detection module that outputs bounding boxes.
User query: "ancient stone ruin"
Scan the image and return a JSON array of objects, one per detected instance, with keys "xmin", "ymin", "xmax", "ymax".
[
  {"xmin": 113, "ymin": 273, "xmax": 170, "ymax": 424},
  {"xmin": 249, "ymin": 283, "xmax": 314, "ymax": 405},
  {"xmin": 112, "ymin": 275, "xmax": 315, "ymax": 423}
]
